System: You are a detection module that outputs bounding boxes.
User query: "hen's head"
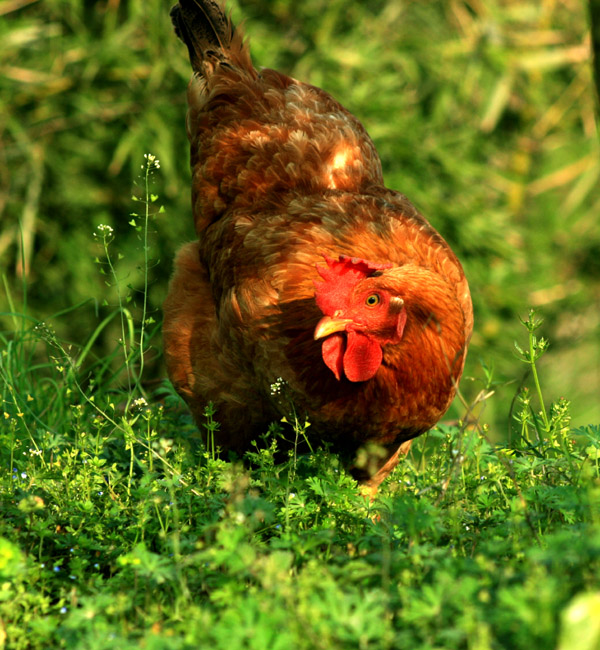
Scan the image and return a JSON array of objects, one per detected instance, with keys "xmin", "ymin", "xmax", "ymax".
[{"xmin": 313, "ymin": 255, "xmax": 407, "ymax": 382}]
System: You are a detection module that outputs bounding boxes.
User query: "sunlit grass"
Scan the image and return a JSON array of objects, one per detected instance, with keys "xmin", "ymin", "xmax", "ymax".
[{"xmin": 1, "ymin": 296, "xmax": 600, "ymax": 647}]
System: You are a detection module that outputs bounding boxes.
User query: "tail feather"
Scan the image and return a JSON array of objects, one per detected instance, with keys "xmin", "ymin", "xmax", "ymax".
[{"xmin": 170, "ymin": 0, "xmax": 254, "ymax": 77}]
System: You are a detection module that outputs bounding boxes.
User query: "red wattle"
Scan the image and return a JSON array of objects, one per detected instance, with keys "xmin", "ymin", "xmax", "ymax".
[
  {"xmin": 343, "ymin": 331, "xmax": 382, "ymax": 382},
  {"xmin": 321, "ymin": 334, "xmax": 345, "ymax": 381}
]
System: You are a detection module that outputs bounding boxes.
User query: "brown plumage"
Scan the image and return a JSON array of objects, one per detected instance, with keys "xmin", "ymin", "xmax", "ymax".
[{"xmin": 163, "ymin": 0, "xmax": 473, "ymax": 496}]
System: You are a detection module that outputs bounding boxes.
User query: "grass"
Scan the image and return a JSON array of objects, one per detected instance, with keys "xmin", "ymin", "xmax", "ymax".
[
  {"xmin": 1, "ymin": 0, "xmax": 600, "ymax": 647},
  {"xmin": 2, "ymin": 288, "xmax": 600, "ymax": 648}
]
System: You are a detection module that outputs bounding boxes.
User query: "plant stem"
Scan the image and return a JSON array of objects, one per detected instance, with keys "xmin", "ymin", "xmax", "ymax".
[
  {"xmin": 103, "ymin": 235, "xmax": 133, "ymax": 402},
  {"xmin": 135, "ymin": 162, "xmax": 151, "ymax": 397},
  {"xmin": 528, "ymin": 327, "xmax": 550, "ymax": 432}
]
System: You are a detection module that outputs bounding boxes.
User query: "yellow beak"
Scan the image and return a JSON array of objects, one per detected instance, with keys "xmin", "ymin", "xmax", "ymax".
[{"xmin": 313, "ymin": 315, "xmax": 353, "ymax": 340}]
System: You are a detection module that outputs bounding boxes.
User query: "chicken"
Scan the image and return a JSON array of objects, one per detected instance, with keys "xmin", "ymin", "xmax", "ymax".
[{"xmin": 163, "ymin": 0, "xmax": 473, "ymax": 496}]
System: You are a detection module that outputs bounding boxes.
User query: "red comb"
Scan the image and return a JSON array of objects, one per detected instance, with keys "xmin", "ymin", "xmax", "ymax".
[
  {"xmin": 316, "ymin": 255, "xmax": 391, "ymax": 281},
  {"xmin": 314, "ymin": 255, "xmax": 391, "ymax": 316}
]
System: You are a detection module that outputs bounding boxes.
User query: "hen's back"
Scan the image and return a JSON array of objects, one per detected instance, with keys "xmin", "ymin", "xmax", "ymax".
[{"xmin": 172, "ymin": 0, "xmax": 385, "ymax": 233}]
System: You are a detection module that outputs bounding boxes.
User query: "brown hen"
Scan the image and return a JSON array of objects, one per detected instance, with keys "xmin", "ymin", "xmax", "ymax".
[{"xmin": 163, "ymin": 0, "xmax": 473, "ymax": 496}]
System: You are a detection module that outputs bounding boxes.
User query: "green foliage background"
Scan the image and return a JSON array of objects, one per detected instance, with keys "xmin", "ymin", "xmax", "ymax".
[{"xmin": 1, "ymin": 0, "xmax": 599, "ymax": 429}]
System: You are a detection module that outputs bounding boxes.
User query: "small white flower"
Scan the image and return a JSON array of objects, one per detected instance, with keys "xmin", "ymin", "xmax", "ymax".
[
  {"xmin": 144, "ymin": 153, "xmax": 160, "ymax": 168},
  {"xmin": 132, "ymin": 397, "xmax": 148, "ymax": 409},
  {"xmin": 270, "ymin": 377, "xmax": 285, "ymax": 395},
  {"xmin": 97, "ymin": 224, "xmax": 114, "ymax": 234}
]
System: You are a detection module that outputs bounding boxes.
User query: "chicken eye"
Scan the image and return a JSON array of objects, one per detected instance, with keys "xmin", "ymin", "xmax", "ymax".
[{"xmin": 365, "ymin": 293, "xmax": 381, "ymax": 307}]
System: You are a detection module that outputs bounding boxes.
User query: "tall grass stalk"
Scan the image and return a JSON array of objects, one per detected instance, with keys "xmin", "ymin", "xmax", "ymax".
[
  {"xmin": 94, "ymin": 153, "xmax": 162, "ymax": 410},
  {"xmin": 131, "ymin": 153, "xmax": 163, "ymax": 401},
  {"xmin": 95, "ymin": 224, "xmax": 134, "ymax": 400}
]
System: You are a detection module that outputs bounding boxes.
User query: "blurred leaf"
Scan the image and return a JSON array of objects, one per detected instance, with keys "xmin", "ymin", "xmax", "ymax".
[{"xmin": 558, "ymin": 592, "xmax": 600, "ymax": 650}]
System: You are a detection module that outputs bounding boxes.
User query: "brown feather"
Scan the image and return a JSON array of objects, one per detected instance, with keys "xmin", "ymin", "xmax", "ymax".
[{"xmin": 164, "ymin": 1, "xmax": 473, "ymax": 495}]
